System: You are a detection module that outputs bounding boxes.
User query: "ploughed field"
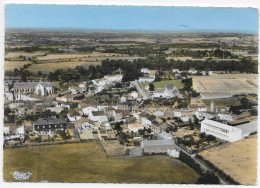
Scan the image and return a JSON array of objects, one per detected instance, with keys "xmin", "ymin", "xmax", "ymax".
[
  {"xmin": 192, "ymin": 74, "xmax": 258, "ymax": 99},
  {"xmin": 199, "ymin": 135, "xmax": 257, "ymax": 185},
  {"xmin": 4, "ymin": 142, "xmax": 199, "ymax": 183}
]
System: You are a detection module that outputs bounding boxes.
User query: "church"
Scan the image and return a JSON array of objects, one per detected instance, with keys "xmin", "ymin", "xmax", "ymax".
[
  {"xmin": 4, "ymin": 81, "xmax": 57, "ymax": 101},
  {"xmin": 13, "ymin": 81, "xmax": 57, "ymax": 96},
  {"xmin": 151, "ymin": 83, "xmax": 179, "ymax": 99}
]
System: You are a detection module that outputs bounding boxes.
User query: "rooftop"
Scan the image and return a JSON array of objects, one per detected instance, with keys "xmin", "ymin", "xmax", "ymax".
[{"xmin": 33, "ymin": 118, "xmax": 66, "ymax": 125}]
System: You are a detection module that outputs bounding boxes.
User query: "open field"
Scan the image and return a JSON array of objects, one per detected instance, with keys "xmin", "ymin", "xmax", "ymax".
[
  {"xmin": 192, "ymin": 74, "xmax": 258, "ymax": 99},
  {"xmin": 202, "ymin": 97, "xmax": 241, "ymax": 108},
  {"xmin": 28, "ymin": 61, "xmax": 102, "ymax": 73},
  {"xmin": 5, "ymin": 61, "xmax": 32, "ymax": 71},
  {"xmin": 4, "ymin": 142, "xmax": 199, "ymax": 183},
  {"xmin": 200, "ymin": 135, "xmax": 257, "ymax": 185}
]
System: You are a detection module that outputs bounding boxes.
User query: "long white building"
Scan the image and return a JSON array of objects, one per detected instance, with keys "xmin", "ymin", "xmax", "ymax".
[{"xmin": 201, "ymin": 119, "xmax": 243, "ymax": 142}]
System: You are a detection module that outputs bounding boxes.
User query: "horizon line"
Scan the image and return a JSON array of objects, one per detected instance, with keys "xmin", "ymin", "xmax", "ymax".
[{"xmin": 5, "ymin": 27, "xmax": 257, "ymax": 34}]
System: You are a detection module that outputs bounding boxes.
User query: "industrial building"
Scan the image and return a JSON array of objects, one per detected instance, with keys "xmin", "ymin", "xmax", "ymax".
[{"xmin": 201, "ymin": 119, "xmax": 257, "ymax": 142}]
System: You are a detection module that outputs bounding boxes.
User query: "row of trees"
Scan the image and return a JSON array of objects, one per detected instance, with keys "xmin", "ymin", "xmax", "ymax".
[{"xmin": 179, "ymin": 151, "xmax": 220, "ymax": 184}]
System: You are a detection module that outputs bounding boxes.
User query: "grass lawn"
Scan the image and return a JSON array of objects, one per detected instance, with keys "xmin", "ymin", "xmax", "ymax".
[
  {"xmin": 107, "ymin": 90, "xmax": 128, "ymax": 94},
  {"xmin": 54, "ymin": 81, "xmax": 61, "ymax": 89},
  {"xmin": 4, "ymin": 142, "xmax": 199, "ymax": 183},
  {"xmin": 141, "ymin": 79, "xmax": 183, "ymax": 89},
  {"xmin": 202, "ymin": 97, "xmax": 241, "ymax": 108}
]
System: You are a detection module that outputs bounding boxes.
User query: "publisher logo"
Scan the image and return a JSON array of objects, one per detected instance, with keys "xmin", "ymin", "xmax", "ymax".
[{"xmin": 13, "ymin": 171, "xmax": 32, "ymax": 180}]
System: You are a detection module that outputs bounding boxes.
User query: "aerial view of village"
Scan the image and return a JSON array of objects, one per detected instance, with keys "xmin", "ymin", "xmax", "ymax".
[{"xmin": 2, "ymin": 4, "xmax": 258, "ymax": 185}]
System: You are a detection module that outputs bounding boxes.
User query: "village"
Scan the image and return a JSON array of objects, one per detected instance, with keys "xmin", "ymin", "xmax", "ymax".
[
  {"xmin": 3, "ymin": 29, "xmax": 258, "ymax": 185},
  {"xmin": 4, "ymin": 66, "xmax": 257, "ymax": 158}
]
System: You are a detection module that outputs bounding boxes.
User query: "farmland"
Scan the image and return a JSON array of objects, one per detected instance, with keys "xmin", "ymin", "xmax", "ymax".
[
  {"xmin": 5, "ymin": 61, "xmax": 32, "ymax": 71},
  {"xmin": 4, "ymin": 142, "xmax": 199, "ymax": 183},
  {"xmin": 5, "ymin": 52, "xmax": 47, "ymax": 58},
  {"xmin": 192, "ymin": 74, "xmax": 258, "ymax": 99},
  {"xmin": 23, "ymin": 52, "xmax": 146, "ymax": 73},
  {"xmin": 199, "ymin": 135, "xmax": 257, "ymax": 185},
  {"xmin": 28, "ymin": 61, "xmax": 101, "ymax": 73}
]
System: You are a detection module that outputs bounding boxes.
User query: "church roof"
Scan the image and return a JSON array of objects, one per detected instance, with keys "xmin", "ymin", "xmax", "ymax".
[{"xmin": 14, "ymin": 82, "xmax": 56, "ymax": 88}]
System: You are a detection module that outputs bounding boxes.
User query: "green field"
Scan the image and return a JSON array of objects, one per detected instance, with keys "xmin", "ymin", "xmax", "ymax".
[
  {"xmin": 4, "ymin": 142, "xmax": 199, "ymax": 183},
  {"xmin": 141, "ymin": 79, "xmax": 183, "ymax": 89},
  {"xmin": 202, "ymin": 97, "xmax": 241, "ymax": 108}
]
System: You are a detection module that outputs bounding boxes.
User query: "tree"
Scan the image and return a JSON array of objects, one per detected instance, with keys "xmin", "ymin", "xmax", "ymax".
[
  {"xmin": 197, "ymin": 171, "xmax": 220, "ymax": 184},
  {"xmin": 21, "ymin": 74, "xmax": 27, "ymax": 82},
  {"xmin": 114, "ymin": 122, "xmax": 122, "ymax": 131},
  {"xmin": 149, "ymin": 83, "xmax": 155, "ymax": 91},
  {"xmin": 38, "ymin": 71, "xmax": 42, "ymax": 77}
]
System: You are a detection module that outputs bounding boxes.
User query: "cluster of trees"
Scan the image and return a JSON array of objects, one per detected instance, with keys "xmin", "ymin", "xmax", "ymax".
[
  {"xmin": 5, "ymin": 67, "xmax": 33, "ymax": 81},
  {"xmin": 104, "ymin": 45, "xmax": 165, "ymax": 57},
  {"xmin": 176, "ymin": 132, "xmax": 217, "ymax": 149},
  {"xmin": 197, "ymin": 171, "xmax": 221, "ymax": 184},
  {"xmin": 170, "ymin": 57, "xmax": 257, "ymax": 73},
  {"xmin": 229, "ymin": 97, "xmax": 254, "ymax": 115},
  {"xmin": 170, "ymin": 48, "xmax": 234, "ymax": 59}
]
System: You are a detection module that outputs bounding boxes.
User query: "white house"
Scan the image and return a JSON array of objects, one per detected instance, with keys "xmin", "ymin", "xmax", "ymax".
[
  {"xmin": 95, "ymin": 86, "xmax": 104, "ymax": 93},
  {"xmin": 4, "ymin": 92, "xmax": 14, "ymax": 101},
  {"xmin": 202, "ymin": 70, "xmax": 213, "ymax": 76},
  {"xmin": 141, "ymin": 68, "xmax": 151, "ymax": 74},
  {"xmin": 4, "ymin": 127, "xmax": 10, "ymax": 135},
  {"xmin": 173, "ymin": 110, "xmax": 182, "ymax": 118},
  {"xmin": 153, "ymin": 110, "xmax": 165, "ymax": 117},
  {"xmin": 167, "ymin": 149, "xmax": 180, "ymax": 158},
  {"xmin": 104, "ymin": 74, "xmax": 123, "ymax": 82},
  {"xmin": 140, "ymin": 112, "xmax": 156, "ymax": 128},
  {"xmin": 129, "ymin": 91, "xmax": 139, "ymax": 100},
  {"xmin": 188, "ymin": 69, "xmax": 198, "ymax": 74},
  {"xmin": 200, "ymin": 119, "xmax": 243, "ymax": 142},
  {"xmin": 128, "ymin": 123, "xmax": 144, "ymax": 133},
  {"xmin": 195, "ymin": 111, "xmax": 217, "ymax": 120},
  {"xmin": 89, "ymin": 111, "xmax": 108, "ymax": 124},
  {"xmin": 82, "ymin": 106, "xmax": 98, "ymax": 116},
  {"xmin": 67, "ymin": 110, "xmax": 82, "ymax": 122},
  {"xmin": 172, "ymin": 69, "xmax": 180, "ymax": 74},
  {"xmin": 139, "ymin": 77, "xmax": 155, "ymax": 83},
  {"xmin": 16, "ymin": 125, "xmax": 25, "ymax": 136},
  {"xmin": 56, "ymin": 95, "xmax": 74, "ymax": 103},
  {"xmin": 46, "ymin": 106, "xmax": 64, "ymax": 114},
  {"xmin": 74, "ymin": 118, "xmax": 98, "ymax": 133}
]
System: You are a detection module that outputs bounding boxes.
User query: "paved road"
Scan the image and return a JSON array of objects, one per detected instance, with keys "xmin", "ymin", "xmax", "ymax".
[{"xmin": 133, "ymin": 80, "xmax": 149, "ymax": 100}]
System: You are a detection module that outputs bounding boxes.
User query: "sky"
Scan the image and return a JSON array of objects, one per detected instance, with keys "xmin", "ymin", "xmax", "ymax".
[{"xmin": 5, "ymin": 4, "xmax": 259, "ymax": 33}]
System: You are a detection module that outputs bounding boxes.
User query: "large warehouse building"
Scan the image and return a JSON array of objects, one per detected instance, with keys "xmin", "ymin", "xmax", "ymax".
[
  {"xmin": 141, "ymin": 140, "xmax": 175, "ymax": 154},
  {"xmin": 201, "ymin": 119, "xmax": 257, "ymax": 142}
]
